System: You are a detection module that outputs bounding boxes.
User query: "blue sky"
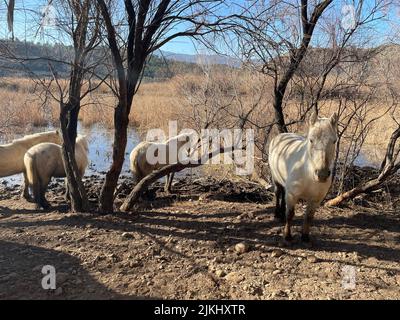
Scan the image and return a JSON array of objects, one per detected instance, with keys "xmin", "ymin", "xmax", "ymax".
[
  {"xmin": 0, "ymin": 0, "xmax": 398, "ymax": 55},
  {"xmin": 0, "ymin": 0, "xmax": 204, "ymax": 54}
]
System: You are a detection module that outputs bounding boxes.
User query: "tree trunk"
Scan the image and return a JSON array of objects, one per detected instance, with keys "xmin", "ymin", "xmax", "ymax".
[
  {"xmin": 273, "ymin": 88, "xmax": 289, "ymax": 133},
  {"xmin": 67, "ymin": 106, "xmax": 79, "ymax": 149},
  {"xmin": 60, "ymin": 103, "xmax": 89, "ymax": 212},
  {"xmin": 271, "ymin": 0, "xmax": 333, "ymax": 134},
  {"xmin": 99, "ymin": 103, "xmax": 129, "ymax": 213}
]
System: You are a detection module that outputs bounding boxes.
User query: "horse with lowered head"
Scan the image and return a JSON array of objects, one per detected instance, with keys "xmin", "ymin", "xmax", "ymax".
[
  {"xmin": 23, "ymin": 134, "xmax": 89, "ymax": 210},
  {"xmin": 268, "ymin": 112, "xmax": 338, "ymax": 244},
  {"xmin": 0, "ymin": 130, "xmax": 62, "ymax": 199},
  {"xmin": 130, "ymin": 133, "xmax": 193, "ymax": 193}
]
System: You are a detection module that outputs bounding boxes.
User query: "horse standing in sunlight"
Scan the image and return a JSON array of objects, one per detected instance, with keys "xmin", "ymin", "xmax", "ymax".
[
  {"xmin": 268, "ymin": 112, "xmax": 339, "ymax": 244},
  {"xmin": 130, "ymin": 133, "xmax": 193, "ymax": 193},
  {"xmin": 23, "ymin": 134, "xmax": 89, "ymax": 210},
  {"xmin": 0, "ymin": 130, "xmax": 62, "ymax": 199}
]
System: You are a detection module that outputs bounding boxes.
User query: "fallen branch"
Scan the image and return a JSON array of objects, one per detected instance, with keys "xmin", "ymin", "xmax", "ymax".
[
  {"xmin": 120, "ymin": 146, "xmax": 238, "ymax": 212},
  {"xmin": 326, "ymin": 125, "xmax": 400, "ymax": 207}
]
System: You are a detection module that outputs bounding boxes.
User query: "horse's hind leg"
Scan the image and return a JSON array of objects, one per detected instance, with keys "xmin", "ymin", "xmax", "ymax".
[
  {"xmin": 21, "ymin": 171, "xmax": 33, "ymax": 202},
  {"xmin": 273, "ymin": 182, "xmax": 285, "ymax": 221},
  {"xmin": 301, "ymin": 202, "xmax": 318, "ymax": 243},
  {"xmin": 38, "ymin": 178, "xmax": 51, "ymax": 210},
  {"xmin": 165, "ymin": 173, "xmax": 175, "ymax": 193},
  {"xmin": 280, "ymin": 185, "xmax": 286, "ymax": 221}
]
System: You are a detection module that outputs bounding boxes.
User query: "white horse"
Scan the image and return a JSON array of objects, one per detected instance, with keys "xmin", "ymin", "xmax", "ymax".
[
  {"xmin": 0, "ymin": 130, "xmax": 62, "ymax": 199},
  {"xmin": 130, "ymin": 133, "xmax": 193, "ymax": 193},
  {"xmin": 268, "ymin": 112, "xmax": 338, "ymax": 243},
  {"xmin": 23, "ymin": 135, "xmax": 89, "ymax": 210}
]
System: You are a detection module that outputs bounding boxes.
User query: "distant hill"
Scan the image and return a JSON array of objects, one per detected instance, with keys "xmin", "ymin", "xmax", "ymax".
[
  {"xmin": 157, "ymin": 50, "xmax": 241, "ymax": 67},
  {"xmin": 0, "ymin": 39, "xmax": 236, "ymax": 79}
]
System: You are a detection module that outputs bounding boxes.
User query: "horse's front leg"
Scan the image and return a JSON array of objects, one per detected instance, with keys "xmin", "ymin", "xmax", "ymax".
[
  {"xmin": 283, "ymin": 193, "xmax": 296, "ymax": 242},
  {"xmin": 301, "ymin": 202, "xmax": 318, "ymax": 243}
]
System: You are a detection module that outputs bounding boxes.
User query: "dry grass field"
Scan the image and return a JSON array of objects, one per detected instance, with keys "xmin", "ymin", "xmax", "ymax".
[{"xmin": 0, "ymin": 73, "xmax": 398, "ymax": 169}]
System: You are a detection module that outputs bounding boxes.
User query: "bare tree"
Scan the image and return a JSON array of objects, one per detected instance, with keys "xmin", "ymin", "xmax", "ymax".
[
  {"xmin": 3, "ymin": 0, "xmax": 105, "ymax": 211},
  {"xmin": 96, "ymin": 0, "xmax": 232, "ymax": 213},
  {"xmin": 225, "ymin": 0, "xmax": 388, "ymax": 134},
  {"xmin": 56, "ymin": 0, "xmax": 103, "ymax": 212}
]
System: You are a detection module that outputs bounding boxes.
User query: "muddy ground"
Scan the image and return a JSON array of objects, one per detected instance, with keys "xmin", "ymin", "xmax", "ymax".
[{"xmin": 0, "ymin": 171, "xmax": 399, "ymax": 300}]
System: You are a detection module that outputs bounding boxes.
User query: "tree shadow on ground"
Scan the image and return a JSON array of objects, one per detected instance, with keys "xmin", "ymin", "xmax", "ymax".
[
  {"xmin": 1, "ymin": 200, "xmax": 400, "ymax": 265},
  {"xmin": 0, "ymin": 240, "xmax": 158, "ymax": 299}
]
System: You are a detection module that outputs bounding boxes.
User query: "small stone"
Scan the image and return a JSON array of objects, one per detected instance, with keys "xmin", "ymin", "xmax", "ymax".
[
  {"xmin": 129, "ymin": 261, "xmax": 140, "ymax": 268},
  {"xmin": 225, "ymin": 272, "xmax": 245, "ymax": 284},
  {"xmin": 271, "ymin": 249, "xmax": 284, "ymax": 258},
  {"xmin": 57, "ymin": 273, "xmax": 68, "ymax": 285},
  {"xmin": 306, "ymin": 255, "xmax": 318, "ymax": 263},
  {"xmin": 32, "ymin": 265, "xmax": 43, "ymax": 272},
  {"xmin": 271, "ymin": 289, "xmax": 287, "ymax": 298},
  {"xmin": 272, "ymin": 269, "xmax": 282, "ymax": 276},
  {"xmin": 215, "ymin": 270, "xmax": 226, "ymax": 278},
  {"xmin": 54, "ymin": 287, "xmax": 63, "ymax": 296},
  {"xmin": 121, "ymin": 232, "xmax": 134, "ymax": 240},
  {"xmin": 235, "ymin": 242, "xmax": 250, "ymax": 254}
]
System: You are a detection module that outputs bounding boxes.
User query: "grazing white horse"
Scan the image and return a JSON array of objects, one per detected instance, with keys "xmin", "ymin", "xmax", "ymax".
[
  {"xmin": 0, "ymin": 130, "xmax": 62, "ymax": 199},
  {"xmin": 23, "ymin": 135, "xmax": 89, "ymax": 210},
  {"xmin": 130, "ymin": 133, "xmax": 193, "ymax": 192},
  {"xmin": 268, "ymin": 112, "xmax": 338, "ymax": 243}
]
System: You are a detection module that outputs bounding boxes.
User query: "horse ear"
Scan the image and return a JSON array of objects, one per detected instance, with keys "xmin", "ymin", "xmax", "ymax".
[
  {"xmin": 330, "ymin": 112, "xmax": 339, "ymax": 128},
  {"xmin": 309, "ymin": 111, "xmax": 318, "ymax": 126}
]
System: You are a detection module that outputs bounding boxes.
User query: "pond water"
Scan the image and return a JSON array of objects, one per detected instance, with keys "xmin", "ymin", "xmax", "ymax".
[
  {"xmin": 0, "ymin": 123, "xmax": 141, "ymax": 186},
  {"xmin": 1, "ymin": 123, "xmax": 380, "ymax": 187}
]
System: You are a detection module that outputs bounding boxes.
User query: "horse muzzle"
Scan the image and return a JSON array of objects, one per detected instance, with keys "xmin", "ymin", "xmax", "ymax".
[{"xmin": 315, "ymin": 169, "xmax": 331, "ymax": 183}]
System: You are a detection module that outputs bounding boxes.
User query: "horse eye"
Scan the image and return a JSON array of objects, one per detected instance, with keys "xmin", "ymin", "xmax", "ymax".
[{"xmin": 310, "ymin": 139, "xmax": 314, "ymax": 144}]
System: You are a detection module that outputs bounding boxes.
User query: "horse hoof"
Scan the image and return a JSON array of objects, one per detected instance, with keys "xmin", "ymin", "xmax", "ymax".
[
  {"xmin": 281, "ymin": 238, "xmax": 293, "ymax": 248},
  {"xmin": 274, "ymin": 213, "xmax": 285, "ymax": 223},
  {"xmin": 301, "ymin": 234, "xmax": 315, "ymax": 248},
  {"xmin": 281, "ymin": 234, "xmax": 294, "ymax": 247}
]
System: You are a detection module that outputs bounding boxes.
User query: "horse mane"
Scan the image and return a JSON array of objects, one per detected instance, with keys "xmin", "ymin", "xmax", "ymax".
[
  {"xmin": 11, "ymin": 130, "xmax": 58, "ymax": 143},
  {"xmin": 11, "ymin": 130, "xmax": 59, "ymax": 144}
]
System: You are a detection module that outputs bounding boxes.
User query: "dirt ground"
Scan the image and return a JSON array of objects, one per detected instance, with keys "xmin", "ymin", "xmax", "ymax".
[{"xmin": 0, "ymin": 174, "xmax": 399, "ymax": 300}]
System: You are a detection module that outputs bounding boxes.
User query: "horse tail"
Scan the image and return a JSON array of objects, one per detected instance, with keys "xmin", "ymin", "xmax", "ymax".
[
  {"xmin": 25, "ymin": 154, "xmax": 41, "ymax": 204},
  {"xmin": 132, "ymin": 152, "xmax": 144, "ymax": 184}
]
